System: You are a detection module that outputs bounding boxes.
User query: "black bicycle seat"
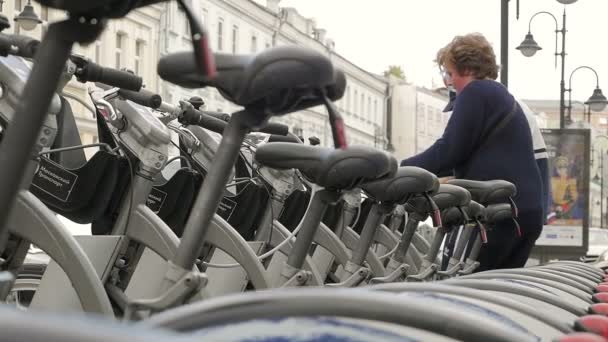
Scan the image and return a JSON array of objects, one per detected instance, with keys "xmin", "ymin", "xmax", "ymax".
[
  {"xmin": 441, "ymin": 207, "xmax": 466, "ymax": 227},
  {"xmin": 463, "ymin": 200, "xmax": 485, "ymax": 221},
  {"xmin": 484, "ymin": 203, "xmax": 514, "ymax": 225},
  {"xmin": 446, "ymin": 179, "xmax": 516, "ymax": 205},
  {"xmin": 254, "ymin": 143, "xmax": 396, "ymax": 190},
  {"xmin": 157, "ymin": 46, "xmax": 337, "ymax": 114},
  {"xmin": 361, "ymin": 166, "xmax": 437, "ymax": 204},
  {"xmin": 431, "ymin": 184, "xmax": 471, "ymax": 210}
]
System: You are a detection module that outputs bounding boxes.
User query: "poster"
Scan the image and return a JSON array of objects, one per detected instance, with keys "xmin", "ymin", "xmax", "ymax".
[{"xmin": 536, "ymin": 129, "xmax": 589, "ymax": 252}]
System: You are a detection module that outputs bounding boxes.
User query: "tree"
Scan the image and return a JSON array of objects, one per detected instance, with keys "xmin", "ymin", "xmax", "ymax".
[{"xmin": 384, "ymin": 65, "xmax": 406, "ymax": 80}]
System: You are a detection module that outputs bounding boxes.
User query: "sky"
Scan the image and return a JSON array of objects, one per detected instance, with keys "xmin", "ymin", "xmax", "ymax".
[{"xmin": 273, "ymin": 0, "xmax": 608, "ymax": 103}]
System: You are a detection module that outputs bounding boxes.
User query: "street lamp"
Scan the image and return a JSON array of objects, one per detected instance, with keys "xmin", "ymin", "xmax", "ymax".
[
  {"xmin": 592, "ymin": 135, "xmax": 608, "ymax": 227},
  {"xmin": 556, "ymin": 0, "xmax": 578, "ymax": 4},
  {"xmin": 14, "ymin": 0, "xmax": 41, "ymax": 31},
  {"xmin": 586, "ymin": 88, "xmax": 608, "ymax": 113},
  {"xmin": 566, "ymin": 66, "xmax": 608, "ymax": 124},
  {"xmin": 517, "ymin": 9, "xmax": 569, "ymax": 128}
]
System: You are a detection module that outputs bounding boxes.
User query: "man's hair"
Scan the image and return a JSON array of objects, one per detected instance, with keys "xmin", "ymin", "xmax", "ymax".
[{"xmin": 436, "ymin": 33, "xmax": 499, "ymax": 80}]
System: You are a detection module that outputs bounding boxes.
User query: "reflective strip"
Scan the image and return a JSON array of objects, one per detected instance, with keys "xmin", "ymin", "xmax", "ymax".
[{"xmin": 535, "ymin": 148, "xmax": 548, "ymax": 160}]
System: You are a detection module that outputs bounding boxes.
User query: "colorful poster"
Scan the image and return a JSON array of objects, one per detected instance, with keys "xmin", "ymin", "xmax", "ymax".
[{"xmin": 536, "ymin": 129, "xmax": 589, "ymax": 250}]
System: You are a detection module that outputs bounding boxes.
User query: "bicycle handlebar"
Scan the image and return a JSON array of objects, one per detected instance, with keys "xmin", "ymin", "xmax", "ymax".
[
  {"xmin": 174, "ymin": 102, "xmax": 292, "ymax": 140},
  {"xmin": 6, "ymin": 34, "xmax": 39, "ymax": 59},
  {"xmin": 198, "ymin": 109, "xmax": 288, "ymax": 136},
  {"xmin": 118, "ymin": 88, "xmax": 162, "ymax": 109},
  {"xmin": 71, "ymin": 55, "xmax": 142, "ymax": 91},
  {"xmin": 179, "ymin": 105, "xmax": 227, "ymax": 135}
]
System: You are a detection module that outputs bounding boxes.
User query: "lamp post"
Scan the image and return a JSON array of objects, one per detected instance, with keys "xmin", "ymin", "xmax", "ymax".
[
  {"xmin": 14, "ymin": 0, "xmax": 41, "ymax": 31},
  {"xmin": 565, "ymin": 66, "xmax": 608, "ymax": 125},
  {"xmin": 592, "ymin": 135, "xmax": 608, "ymax": 227},
  {"xmin": 517, "ymin": 7, "xmax": 574, "ymax": 129},
  {"xmin": 593, "ymin": 152, "xmax": 605, "ymax": 228}
]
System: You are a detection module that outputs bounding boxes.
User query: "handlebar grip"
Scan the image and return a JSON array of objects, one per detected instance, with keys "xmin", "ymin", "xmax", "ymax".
[
  {"xmin": 118, "ymin": 88, "xmax": 162, "ymax": 109},
  {"xmin": 180, "ymin": 107, "xmax": 227, "ymax": 134},
  {"xmin": 80, "ymin": 62, "xmax": 142, "ymax": 91},
  {"xmin": 256, "ymin": 122, "xmax": 289, "ymax": 136},
  {"xmin": 7, "ymin": 34, "xmax": 39, "ymax": 59},
  {"xmin": 157, "ymin": 51, "xmax": 198, "ymax": 88},
  {"xmin": 200, "ymin": 110, "xmax": 230, "ymax": 122}
]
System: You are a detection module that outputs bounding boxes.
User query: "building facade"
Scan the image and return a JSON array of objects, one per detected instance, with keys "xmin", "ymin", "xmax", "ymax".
[
  {"xmin": 388, "ymin": 83, "xmax": 451, "ymax": 160},
  {"xmin": 159, "ymin": 0, "xmax": 388, "ymax": 148},
  {"xmin": 3, "ymin": 0, "xmax": 388, "ymax": 150}
]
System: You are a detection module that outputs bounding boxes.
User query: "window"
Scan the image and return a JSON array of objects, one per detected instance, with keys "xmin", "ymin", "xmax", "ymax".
[
  {"xmin": 360, "ymin": 93, "xmax": 365, "ymax": 118},
  {"xmin": 354, "ymin": 90, "xmax": 358, "ymax": 114},
  {"xmin": 202, "ymin": 9, "xmax": 208, "ymax": 25},
  {"xmin": 217, "ymin": 18, "xmax": 224, "ymax": 51},
  {"xmin": 345, "ymin": 87, "xmax": 351, "ymax": 112},
  {"xmin": 14, "ymin": 0, "xmax": 22, "ymax": 34},
  {"xmin": 367, "ymin": 96, "xmax": 372, "ymax": 122},
  {"xmin": 183, "ymin": 12, "xmax": 190, "ymax": 36},
  {"xmin": 231, "ymin": 25, "xmax": 238, "ymax": 54},
  {"xmin": 265, "ymin": 40, "xmax": 270, "ymax": 49},
  {"xmin": 134, "ymin": 40, "xmax": 144, "ymax": 75},
  {"xmin": 94, "ymin": 41, "xmax": 101, "ymax": 63},
  {"xmin": 374, "ymin": 100, "xmax": 378, "ymax": 120},
  {"xmin": 417, "ymin": 104, "xmax": 426, "ymax": 133},
  {"xmin": 251, "ymin": 34, "xmax": 258, "ymax": 53},
  {"xmin": 115, "ymin": 33, "xmax": 124, "ymax": 69}
]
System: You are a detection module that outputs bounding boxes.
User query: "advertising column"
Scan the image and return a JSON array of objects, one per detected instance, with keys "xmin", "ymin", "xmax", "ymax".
[{"xmin": 535, "ymin": 129, "xmax": 590, "ymax": 259}]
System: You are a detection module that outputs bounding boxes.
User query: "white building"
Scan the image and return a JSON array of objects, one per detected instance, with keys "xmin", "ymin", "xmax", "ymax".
[
  {"xmin": 159, "ymin": 0, "xmax": 388, "ymax": 148},
  {"xmin": 389, "ymin": 83, "xmax": 450, "ymax": 160},
  {"xmin": 3, "ymin": 1, "xmax": 163, "ymax": 157}
]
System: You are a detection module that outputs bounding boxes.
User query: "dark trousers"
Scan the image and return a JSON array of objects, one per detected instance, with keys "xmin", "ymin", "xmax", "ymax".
[{"xmin": 442, "ymin": 210, "xmax": 543, "ymax": 272}]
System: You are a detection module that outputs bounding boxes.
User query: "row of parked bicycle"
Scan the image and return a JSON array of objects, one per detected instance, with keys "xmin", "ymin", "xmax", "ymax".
[{"xmin": 0, "ymin": 1, "xmax": 607, "ymax": 341}]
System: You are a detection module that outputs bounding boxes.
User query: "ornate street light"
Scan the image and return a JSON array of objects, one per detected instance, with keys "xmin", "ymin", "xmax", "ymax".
[
  {"xmin": 585, "ymin": 88, "xmax": 608, "ymax": 113},
  {"xmin": 566, "ymin": 66, "xmax": 608, "ymax": 124},
  {"xmin": 517, "ymin": 10, "xmax": 567, "ymax": 128},
  {"xmin": 14, "ymin": 0, "xmax": 41, "ymax": 31}
]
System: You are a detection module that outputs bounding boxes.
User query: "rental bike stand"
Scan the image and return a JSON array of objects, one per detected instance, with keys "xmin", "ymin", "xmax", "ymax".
[
  {"xmin": 337, "ymin": 226, "xmax": 387, "ymax": 281},
  {"xmin": 309, "ymin": 190, "xmax": 373, "ymax": 286},
  {"xmin": 380, "ymin": 182, "xmax": 441, "ymax": 283},
  {"xmin": 0, "ymin": 38, "xmax": 113, "ymax": 315},
  {"xmin": 172, "ymin": 120, "xmax": 273, "ymax": 296},
  {"xmin": 252, "ymin": 166, "xmax": 365, "ymax": 287},
  {"xmin": 252, "ymin": 143, "xmax": 396, "ymax": 288},
  {"xmin": 406, "ymin": 184, "xmax": 471, "ymax": 282},
  {"xmin": 142, "ymin": 288, "xmax": 535, "ymax": 342},
  {"xmin": 370, "ymin": 282, "xmax": 573, "ymax": 335},
  {"xmin": 442, "ymin": 278, "xmax": 586, "ymax": 318},
  {"xmin": 152, "ymin": 45, "xmax": 349, "ymax": 298},
  {"xmin": 456, "ymin": 272, "xmax": 592, "ymax": 311}
]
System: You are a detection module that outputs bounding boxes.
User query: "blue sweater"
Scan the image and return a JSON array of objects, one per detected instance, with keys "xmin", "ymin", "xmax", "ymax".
[{"xmin": 401, "ymin": 80, "xmax": 542, "ymax": 213}]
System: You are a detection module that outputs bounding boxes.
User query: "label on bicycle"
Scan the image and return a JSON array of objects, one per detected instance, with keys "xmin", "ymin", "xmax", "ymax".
[
  {"xmin": 31, "ymin": 157, "xmax": 78, "ymax": 202},
  {"xmin": 217, "ymin": 196, "xmax": 237, "ymax": 221},
  {"xmin": 146, "ymin": 188, "xmax": 167, "ymax": 213}
]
